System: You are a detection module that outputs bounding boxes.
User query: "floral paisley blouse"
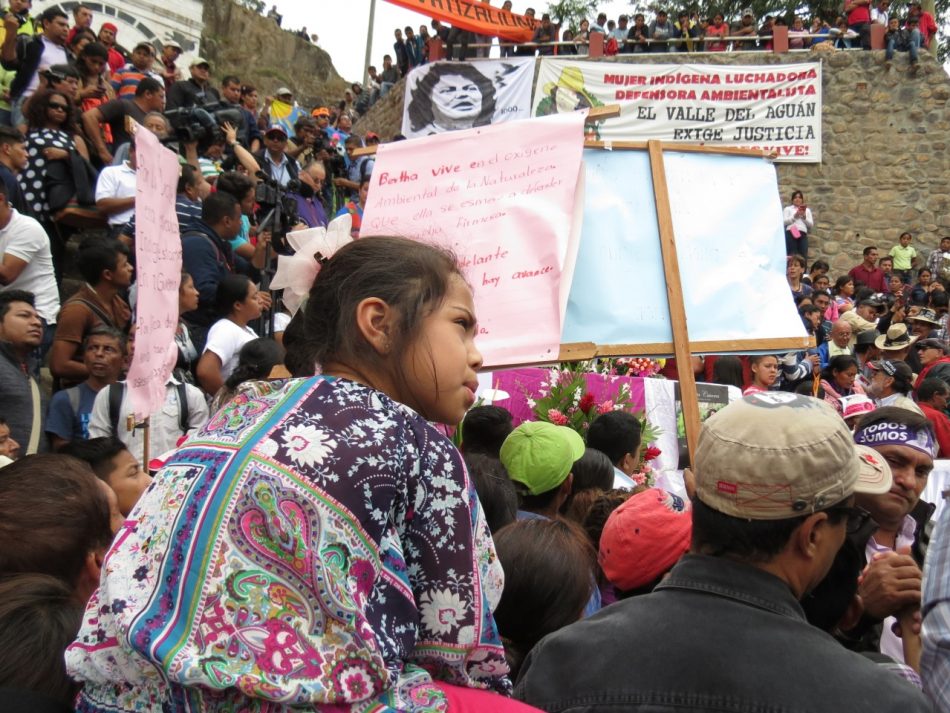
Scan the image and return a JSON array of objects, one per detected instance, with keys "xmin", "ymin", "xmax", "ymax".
[{"xmin": 67, "ymin": 377, "xmax": 510, "ymax": 711}]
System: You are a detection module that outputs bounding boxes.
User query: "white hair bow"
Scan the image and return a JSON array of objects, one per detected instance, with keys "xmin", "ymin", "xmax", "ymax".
[{"xmin": 270, "ymin": 213, "xmax": 353, "ymax": 315}]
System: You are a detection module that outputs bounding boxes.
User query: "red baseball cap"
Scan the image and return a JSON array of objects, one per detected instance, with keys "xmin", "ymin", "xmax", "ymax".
[{"xmin": 599, "ymin": 487, "xmax": 692, "ymax": 592}]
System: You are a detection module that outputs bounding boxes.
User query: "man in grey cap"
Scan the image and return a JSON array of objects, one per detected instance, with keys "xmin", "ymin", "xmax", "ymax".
[
  {"xmin": 732, "ymin": 7, "xmax": 759, "ymax": 49},
  {"xmin": 165, "ymin": 56, "xmax": 219, "ymax": 110},
  {"xmin": 515, "ymin": 393, "xmax": 930, "ymax": 712}
]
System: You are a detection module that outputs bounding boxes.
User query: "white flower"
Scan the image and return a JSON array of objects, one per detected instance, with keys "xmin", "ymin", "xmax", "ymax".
[
  {"xmin": 281, "ymin": 424, "xmax": 337, "ymax": 467},
  {"xmin": 419, "ymin": 588, "xmax": 465, "ymax": 636},
  {"xmin": 526, "ymin": 398, "xmax": 536, "ymax": 409},
  {"xmin": 257, "ymin": 438, "xmax": 279, "ymax": 458}
]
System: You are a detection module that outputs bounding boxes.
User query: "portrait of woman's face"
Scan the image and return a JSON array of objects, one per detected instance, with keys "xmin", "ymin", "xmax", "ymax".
[{"xmin": 430, "ymin": 74, "xmax": 482, "ymax": 126}]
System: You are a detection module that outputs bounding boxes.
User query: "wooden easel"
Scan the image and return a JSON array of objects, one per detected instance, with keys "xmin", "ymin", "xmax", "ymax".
[{"xmin": 563, "ymin": 139, "xmax": 812, "ymax": 460}]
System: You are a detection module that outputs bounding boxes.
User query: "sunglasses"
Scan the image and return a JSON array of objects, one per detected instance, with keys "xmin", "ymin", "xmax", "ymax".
[
  {"xmin": 826, "ymin": 505, "xmax": 872, "ymax": 534},
  {"xmin": 48, "ymin": 102, "xmax": 69, "ymax": 110}
]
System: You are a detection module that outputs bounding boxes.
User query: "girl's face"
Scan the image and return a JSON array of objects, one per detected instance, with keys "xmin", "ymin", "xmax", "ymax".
[
  {"xmin": 793, "ymin": 18, "xmax": 803, "ymax": 29},
  {"xmin": 842, "ymin": 280, "xmax": 854, "ymax": 296},
  {"xmin": 920, "ymin": 271, "xmax": 932, "ymax": 286},
  {"xmin": 399, "ymin": 274, "xmax": 482, "ymax": 425},
  {"xmin": 814, "ymin": 275, "xmax": 830, "ymax": 290},
  {"xmin": 751, "ymin": 357, "xmax": 779, "ymax": 387},
  {"xmin": 834, "ymin": 366, "xmax": 858, "ymax": 390},
  {"xmin": 792, "ymin": 193, "xmax": 804, "ymax": 206},
  {"xmin": 179, "ymin": 276, "xmax": 199, "ymax": 314},
  {"xmin": 236, "ymin": 282, "xmax": 262, "ymax": 321},
  {"xmin": 243, "ymin": 90, "xmax": 258, "ymax": 109},
  {"xmin": 890, "ymin": 275, "xmax": 903, "ymax": 291}
]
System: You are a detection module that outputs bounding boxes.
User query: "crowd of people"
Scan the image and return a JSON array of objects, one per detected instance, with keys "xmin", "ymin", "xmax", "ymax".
[
  {"xmin": 377, "ymin": 1, "xmax": 937, "ymax": 63},
  {"xmin": 2, "ymin": 1, "xmax": 950, "ymax": 712}
]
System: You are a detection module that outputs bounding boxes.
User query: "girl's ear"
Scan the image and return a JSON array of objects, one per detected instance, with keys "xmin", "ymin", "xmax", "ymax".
[{"xmin": 355, "ymin": 297, "xmax": 395, "ymax": 356}]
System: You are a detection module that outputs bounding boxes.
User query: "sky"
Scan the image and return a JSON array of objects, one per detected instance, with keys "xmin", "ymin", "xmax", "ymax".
[{"xmin": 277, "ymin": 1, "xmax": 634, "ymax": 83}]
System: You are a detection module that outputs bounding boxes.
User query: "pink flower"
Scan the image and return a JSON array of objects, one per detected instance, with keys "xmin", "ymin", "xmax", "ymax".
[
  {"xmin": 547, "ymin": 409, "xmax": 569, "ymax": 426},
  {"xmin": 597, "ymin": 400, "xmax": 614, "ymax": 415},
  {"xmin": 632, "ymin": 472, "xmax": 647, "ymax": 486}
]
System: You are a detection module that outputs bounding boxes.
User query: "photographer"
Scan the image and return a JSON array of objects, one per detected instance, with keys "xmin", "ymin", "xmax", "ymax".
[
  {"xmin": 166, "ymin": 57, "xmax": 219, "ymax": 111},
  {"xmin": 81, "ymin": 76, "xmax": 164, "ymax": 166},
  {"xmin": 253, "ymin": 124, "xmax": 299, "ymax": 188},
  {"xmin": 333, "ymin": 134, "xmax": 374, "ymax": 200}
]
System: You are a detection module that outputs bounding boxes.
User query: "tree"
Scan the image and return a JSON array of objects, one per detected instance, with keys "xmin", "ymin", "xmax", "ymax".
[{"xmin": 546, "ymin": 0, "xmax": 601, "ymax": 30}]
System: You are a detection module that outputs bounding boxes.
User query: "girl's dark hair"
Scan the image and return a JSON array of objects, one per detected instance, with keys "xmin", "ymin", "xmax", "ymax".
[
  {"xmin": 282, "ymin": 308, "xmax": 314, "ymax": 377},
  {"xmin": 810, "ymin": 259, "xmax": 829, "ymax": 274},
  {"xmin": 749, "ymin": 354, "xmax": 777, "ymax": 367},
  {"xmin": 833, "ymin": 275, "xmax": 853, "ymax": 295},
  {"xmin": 0, "ymin": 573, "xmax": 84, "ymax": 705},
  {"xmin": 821, "ymin": 354, "xmax": 858, "ymax": 383},
  {"xmin": 711, "ymin": 355, "xmax": 743, "ymax": 389},
  {"xmin": 69, "ymin": 27, "xmax": 97, "ymax": 52},
  {"xmin": 790, "ymin": 189, "xmax": 804, "ymax": 201},
  {"xmin": 214, "ymin": 274, "xmax": 252, "ymax": 317},
  {"xmin": 492, "ymin": 518, "xmax": 595, "ymax": 678},
  {"xmin": 79, "ymin": 40, "xmax": 109, "ymax": 61},
  {"xmin": 568, "ymin": 448, "xmax": 614, "ymax": 494},
  {"xmin": 302, "ymin": 236, "xmax": 463, "ymax": 393},
  {"xmin": 25, "ymin": 89, "xmax": 78, "ymax": 133},
  {"xmin": 225, "ymin": 338, "xmax": 284, "ymax": 390},
  {"xmin": 462, "ymin": 453, "xmax": 517, "ymax": 533}
]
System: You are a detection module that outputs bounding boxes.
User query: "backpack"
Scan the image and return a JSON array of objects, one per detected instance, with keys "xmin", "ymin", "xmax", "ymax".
[{"xmin": 108, "ymin": 382, "xmax": 190, "ymax": 436}]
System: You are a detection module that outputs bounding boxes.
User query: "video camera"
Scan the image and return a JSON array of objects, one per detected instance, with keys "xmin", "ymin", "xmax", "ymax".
[
  {"xmin": 164, "ymin": 103, "xmax": 244, "ymax": 144},
  {"xmin": 254, "ymin": 170, "xmax": 299, "ymax": 253}
]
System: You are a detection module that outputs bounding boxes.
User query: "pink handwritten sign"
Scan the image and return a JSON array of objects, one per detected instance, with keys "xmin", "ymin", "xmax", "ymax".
[
  {"xmin": 361, "ymin": 112, "xmax": 587, "ymax": 367},
  {"xmin": 127, "ymin": 125, "xmax": 181, "ymax": 419}
]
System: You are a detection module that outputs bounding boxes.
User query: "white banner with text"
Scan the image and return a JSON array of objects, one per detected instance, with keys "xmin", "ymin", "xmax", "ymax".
[{"xmin": 533, "ymin": 59, "xmax": 822, "ymax": 162}]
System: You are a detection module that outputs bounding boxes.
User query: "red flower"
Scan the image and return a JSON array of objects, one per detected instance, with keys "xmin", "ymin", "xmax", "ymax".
[
  {"xmin": 643, "ymin": 446, "xmax": 662, "ymax": 461},
  {"xmin": 547, "ymin": 409, "xmax": 569, "ymax": 426},
  {"xmin": 578, "ymin": 392, "xmax": 596, "ymax": 414}
]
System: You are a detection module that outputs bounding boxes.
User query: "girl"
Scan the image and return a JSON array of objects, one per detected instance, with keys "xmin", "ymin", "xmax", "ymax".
[
  {"xmin": 744, "ymin": 354, "xmax": 780, "ymax": 395},
  {"xmin": 911, "ymin": 268, "xmax": 933, "ymax": 305},
  {"xmin": 831, "ymin": 275, "xmax": 855, "ymax": 317},
  {"xmin": 820, "ymin": 354, "xmax": 865, "ymax": 415},
  {"xmin": 208, "ymin": 336, "xmax": 285, "ymax": 413},
  {"xmin": 783, "ymin": 190, "xmax": 814, "ymax": 259},
  {"xmin": 195, "ymin": 274, "xmax": 261, "ymax": 396},
  {"xmin": 704, "ymin": 13, "xmax": 729, "ymax": 50},
  {"xmin": 174, "ymin": 272, "xmax": 200, "ymax": 383},
  {"xmin": 67, "ymin": 237, "xmax": 513, "ymax": 711}
]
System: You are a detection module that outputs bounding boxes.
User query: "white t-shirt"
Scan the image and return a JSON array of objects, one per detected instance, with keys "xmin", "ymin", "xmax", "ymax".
[
  {"xmin": 0, "ymin": 209, "xmax": 60, "ymax": 322},
  {"xmin": 94, "ymin": 162, "xmax": 137, "ymax": 225},
  {"xmin": 203, "ymin": 319, "xmax": 258, "ymax": 380},
  {"xmin": 24, "ymin": 36, "xmax": 68, "ymax": 98}
]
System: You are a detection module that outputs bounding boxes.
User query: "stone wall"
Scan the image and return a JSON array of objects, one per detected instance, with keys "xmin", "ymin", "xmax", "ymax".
[
  {"xmin": 201, "ymin": 0, "xmax": 347, "ymax": 108},
  {"xmin": 354, "ymin": 51, "xmax": 950, "ymax": 273}
]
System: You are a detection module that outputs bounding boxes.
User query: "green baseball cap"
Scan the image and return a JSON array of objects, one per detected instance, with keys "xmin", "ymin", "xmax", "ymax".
[{"xmin": 500, "ymin": 421, "xmax": 586, "ymax": 496}]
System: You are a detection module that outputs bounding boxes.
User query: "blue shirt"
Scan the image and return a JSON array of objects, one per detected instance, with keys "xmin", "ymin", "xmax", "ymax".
[{"xmin": 45, "ymin": 382, "xmax": 98, "ymax": 442}]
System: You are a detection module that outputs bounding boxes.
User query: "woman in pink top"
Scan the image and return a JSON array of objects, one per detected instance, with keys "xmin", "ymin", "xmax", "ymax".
[
  {"xmin": 743, "ymin": 355, "xmax": 779, "ymax": 395},
  {"xmin": 704, "ymin": 14, "xmax": 729, "ymax": 50}
]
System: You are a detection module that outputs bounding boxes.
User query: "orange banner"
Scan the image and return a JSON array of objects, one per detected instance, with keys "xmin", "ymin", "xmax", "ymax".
[{"xmin": 384, "ymin": 0, "xmax": 540, "ymax": 43}]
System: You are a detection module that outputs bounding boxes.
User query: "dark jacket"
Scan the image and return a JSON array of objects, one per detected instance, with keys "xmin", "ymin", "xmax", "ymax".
[
  {"xmin": 4, "ymin": 34, "xmax": 69, "ymax": 100},
  {"xmin": 515, "ymin": 554, "xmax": 930, "ymax": 712},
  {"xmin": 0, "ymin": 341, "xmax": 46, "ymax": 453},
  {"xmin": 181, "ymin": 220, "xmax": 237, "ymax": 327},
  {"xmin": 165, "ymin": 78, "xmax": 220, "ymax": 110}
]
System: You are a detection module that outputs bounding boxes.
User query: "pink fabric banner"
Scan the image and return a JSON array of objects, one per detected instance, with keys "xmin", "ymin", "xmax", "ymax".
[
  {"xmin": 490, "ymin": 368, "xmax": 647, "ymax": 426},
  {"xmin": 127, "ymin": 126, "xmax": 181, "ymax": 419},
  {"xmin": 361, "ymin": 112, "xmax": 587, "ymax": 367}
]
